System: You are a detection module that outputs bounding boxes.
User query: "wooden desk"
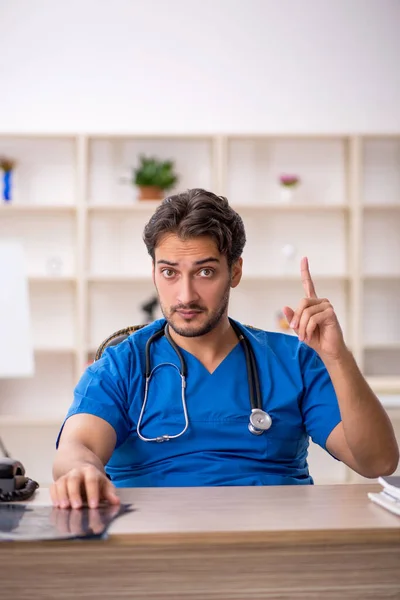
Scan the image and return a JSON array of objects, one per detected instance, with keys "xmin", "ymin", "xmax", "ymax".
[{"xmin": 2, "ymin": 484, "xmax": 400, "ymax": 599}]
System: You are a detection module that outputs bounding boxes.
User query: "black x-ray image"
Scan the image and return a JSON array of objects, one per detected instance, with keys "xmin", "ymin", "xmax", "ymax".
[{"xmin": 0, "ymin": 503, "xmax": 132, "ymax": 541}]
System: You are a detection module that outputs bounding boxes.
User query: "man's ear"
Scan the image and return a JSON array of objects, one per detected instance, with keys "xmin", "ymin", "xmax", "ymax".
[
  {"xmin": 151, "ymin": 261, "xmax": 155, "ymax": 284},
  {"xmin": 230, "ymin": 258, "xmax": 243, "ymax": 288}
]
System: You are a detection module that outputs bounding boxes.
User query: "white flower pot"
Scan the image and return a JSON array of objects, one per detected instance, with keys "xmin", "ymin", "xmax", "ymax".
[{"xmin": 279, "ymin": 186, "xmax": 294, "ymax": 203}]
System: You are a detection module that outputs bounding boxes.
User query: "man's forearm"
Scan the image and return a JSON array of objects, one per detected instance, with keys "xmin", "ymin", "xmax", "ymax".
[
  {"xmin": 322, "ymin": 347, "xmax": 399, "ymax": 475},
  {"xmin": 52, "ymin": 441, "xmax": 106, "ymax": 481}
]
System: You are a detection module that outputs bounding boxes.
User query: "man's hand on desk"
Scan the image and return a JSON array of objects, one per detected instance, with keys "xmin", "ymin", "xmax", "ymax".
[
  {"xmin": 50, "ymin": 464, "xmax": 120, "ymax": 509},
  {"xmin": 50, "ymin": 502, "xmax": 122, "ymax": 537}
]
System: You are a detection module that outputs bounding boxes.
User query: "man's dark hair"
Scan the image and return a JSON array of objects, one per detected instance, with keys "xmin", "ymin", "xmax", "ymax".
[{"xmin": 143, "ymin": 188, "xmax": 246, "ymax": 267}]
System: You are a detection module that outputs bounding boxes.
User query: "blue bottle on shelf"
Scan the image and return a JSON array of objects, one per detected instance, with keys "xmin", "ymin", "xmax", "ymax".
[{"xmin": 3, "ymin": 169, "xmax": 12, "ymax": 202}]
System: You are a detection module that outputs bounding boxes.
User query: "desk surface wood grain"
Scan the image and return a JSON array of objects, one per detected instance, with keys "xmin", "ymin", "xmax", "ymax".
[
  {"xmin": 28, "ymin": 483, "xmax": 400, "ymax": 545},
  {"xmin": 3, "ymin": 484, "xmax": 400, "ymax": 599}
]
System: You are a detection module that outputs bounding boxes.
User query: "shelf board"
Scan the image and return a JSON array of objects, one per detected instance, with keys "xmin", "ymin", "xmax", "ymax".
[
  {"xmin": 29, "ymin": 276, "xmax": 76, "ymax": 284},
  {"xmin": 0, "ymin": 415, "xmax": 64, "ymax": 427},
  {"xmin": 88, "ymin": 274, "xmax": 348, "ymax": 284},
  {"xmin": 363, "ymin": 274, "xmax": 400, "ymax": 281},
  {"xmin": 232, "ymin": 202, "xmax": 350, "ymax": 212},
  {"xmin": 88, "ymin": 133, "xmax": 214, "ymax": 140},
  {"xmin": 363, "ymin": 204, "xmax": 400, "ymax": 211},
  {"xmin": 367, "ymin": 376, "xmax": 400, "ymax": 394},
  {"xmin": 241, "ymin": 274, "xmax": 348, "ymax": 283},
  {"xmin": 0, "ymin": 132, "xmax": 77, "ymax": 139},
  {"xmin": 87, "ymin": 202, "xmax": 349, "ymax": 213},
  {"xmin": 34, "ymin": 346, "xmax": 76, "ymax": 354},
  {"xmin": 0, "ymin": 204, "xmax": 76, "ymax": 213},
  {"xmin": 88, "ymin": 201, "xmax": 161, "ymax": 212},
  {"xmin": 364, "ymin": 342, "xmax": 400, "ymax": 351},
  {"xmin": 226, "ymin": 133, "xmax": 349, "ymax": 140},
  {"xmin": 88, "ymin": 274, "xmax": 152, "ymax": 284}
]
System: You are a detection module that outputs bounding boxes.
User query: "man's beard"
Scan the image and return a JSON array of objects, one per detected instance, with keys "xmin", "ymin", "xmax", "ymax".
[{"xmin": 158, "ymin": 282, "xmax": 231, "ymax": 338}]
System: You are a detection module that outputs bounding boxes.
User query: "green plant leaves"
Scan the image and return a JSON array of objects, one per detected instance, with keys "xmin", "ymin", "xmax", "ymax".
[{"xmin": 133, "ymin": 155, "xmax": 178, "ymax": 190}]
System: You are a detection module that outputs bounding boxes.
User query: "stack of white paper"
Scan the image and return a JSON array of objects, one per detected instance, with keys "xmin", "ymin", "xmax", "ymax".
[{"xmin": 368, "ymin": 476, "xmax": 400, "ymax": 517}]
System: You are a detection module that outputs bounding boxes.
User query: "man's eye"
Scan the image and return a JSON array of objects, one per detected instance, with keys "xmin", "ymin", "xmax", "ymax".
[
  {"xmin": 162, "ymin": 269, "xmax": 175, "ymax": 278},
  {"xmin": 199, "ymin": 268, "xmax": 214, "ymax": 277}
]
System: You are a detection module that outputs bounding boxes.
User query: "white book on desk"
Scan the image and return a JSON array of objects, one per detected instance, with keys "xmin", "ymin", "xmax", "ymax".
[
  {"xmin": 378, "ymin": 476, "xmax": 400, "ymax": 501},
  {"xmin": 368, "ymin": 491, "xmax": 400, "ymax": 517}
]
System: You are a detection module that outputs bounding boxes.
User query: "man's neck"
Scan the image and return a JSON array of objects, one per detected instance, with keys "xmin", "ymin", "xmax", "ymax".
[{"xmin": 167, "ymin": 316, "xmax": 239, "ymax": 369}]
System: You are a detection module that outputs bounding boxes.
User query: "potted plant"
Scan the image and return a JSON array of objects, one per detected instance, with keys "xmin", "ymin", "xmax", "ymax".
[
  {"xmin": 278, "ymin": 173, "xmax": 300, "ymax": 203},
  {"xmin": 133, "ymin": 155, "xmax": 178, "ymax": 201}
]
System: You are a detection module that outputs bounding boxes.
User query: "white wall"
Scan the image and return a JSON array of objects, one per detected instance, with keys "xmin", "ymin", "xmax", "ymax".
[{"xmin": 0, "ymin": 0, "xmax": 399, "ymax": 133}]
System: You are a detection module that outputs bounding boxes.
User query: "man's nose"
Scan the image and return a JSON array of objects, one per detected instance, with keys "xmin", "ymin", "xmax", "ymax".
[{"xmin": 177, "ymin": 276, "xmax": 200, "ymax": 306}]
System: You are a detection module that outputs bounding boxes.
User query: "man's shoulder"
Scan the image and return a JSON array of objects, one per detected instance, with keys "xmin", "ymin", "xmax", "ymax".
[
  {"xmin": 92, "ymin": 320, "xmax": 165, "ymax": 372},
  {"xmin": 236, "ymin": 321, "xmax": 320, "ymax": 376},
  {"xmin": 126, "ymin": 319, "xmax": 166, "ymax": 344},
  {"xmin": 235, "ymin": 320, "xmax": 300, "ymax": 349}
]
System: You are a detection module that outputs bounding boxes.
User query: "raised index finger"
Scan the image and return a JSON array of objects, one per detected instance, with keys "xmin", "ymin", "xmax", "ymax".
[{"xmin": 301, "ymin": 257, "xmax": 317, "ymax": 299}]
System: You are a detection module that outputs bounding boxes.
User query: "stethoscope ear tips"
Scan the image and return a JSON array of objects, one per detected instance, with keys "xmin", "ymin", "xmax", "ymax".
[{"xmin": 248, "ymin": 409, "xmax": 272, "ymax": 436}]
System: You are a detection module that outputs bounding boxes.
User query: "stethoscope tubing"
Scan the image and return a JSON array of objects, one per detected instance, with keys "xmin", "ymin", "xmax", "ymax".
[
  {"xmin": 137, "ymin": 319, "xmax": 270, "ymax": 442},
  {"xmin": 137, "ymin": 362, "xmax": 189, "ymax": 443}
]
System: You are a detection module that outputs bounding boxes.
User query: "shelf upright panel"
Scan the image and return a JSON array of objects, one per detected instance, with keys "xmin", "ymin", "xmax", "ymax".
[{"xmin": 75, "ymin": 135, "xmax": 89, "ymax": 378}]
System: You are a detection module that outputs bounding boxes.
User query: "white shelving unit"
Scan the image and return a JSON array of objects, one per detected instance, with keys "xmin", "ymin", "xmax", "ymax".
[{"xmin": 0, "ymin": 133, "xmax": 399, "ymax": 485}]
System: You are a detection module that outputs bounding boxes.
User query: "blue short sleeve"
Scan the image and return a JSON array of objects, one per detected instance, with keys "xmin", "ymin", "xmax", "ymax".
[
  {"xmin": 299, "ymin": 344, "xmax": 342, "ymax": 450},
  {"xmin": 57, "ymin": 345, "xmax": 132, "ymax": 449}
]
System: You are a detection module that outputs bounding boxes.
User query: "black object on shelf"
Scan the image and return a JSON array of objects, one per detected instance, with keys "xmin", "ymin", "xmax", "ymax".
[{"xmin": 141, "ymin": 295, "xmax": 159, "ymax": 323}]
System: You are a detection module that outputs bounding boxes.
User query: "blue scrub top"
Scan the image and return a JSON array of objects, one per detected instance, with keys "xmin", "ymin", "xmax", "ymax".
[{"xmin": 58, "ymin": 318, "xmax": 342, "ymax": 487}]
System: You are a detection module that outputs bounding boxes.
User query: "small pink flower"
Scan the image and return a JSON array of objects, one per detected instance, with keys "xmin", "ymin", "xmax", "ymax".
[{"xmin": 279, "ymin": 174, "xmax": 300, "ymax": 187}]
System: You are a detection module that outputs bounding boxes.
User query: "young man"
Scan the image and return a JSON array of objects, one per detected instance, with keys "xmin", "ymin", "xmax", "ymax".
[{"xmin": 51, "ymin": 188, "xmax": 399, "ymax": 508}]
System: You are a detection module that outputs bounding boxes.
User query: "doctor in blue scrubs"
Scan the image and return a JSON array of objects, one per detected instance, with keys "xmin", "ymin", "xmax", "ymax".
[{"xmin": 51, "ymin": 188, "xmax": 399, "ymax": 508}]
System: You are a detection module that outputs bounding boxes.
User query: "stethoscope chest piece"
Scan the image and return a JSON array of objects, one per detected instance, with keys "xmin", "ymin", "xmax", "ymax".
[
  {"xmin": 138, "ymin": 320, "xmax": 271, "ymax": 442},
  {"xmin": 248, "ymin": 408, "xmax": 272, "ymax": 436}
]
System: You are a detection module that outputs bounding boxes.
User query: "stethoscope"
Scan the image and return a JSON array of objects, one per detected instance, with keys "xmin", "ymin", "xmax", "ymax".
[{"xmin": 136, "ymin": 319, "xmax": 272, "ymax": 443}]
